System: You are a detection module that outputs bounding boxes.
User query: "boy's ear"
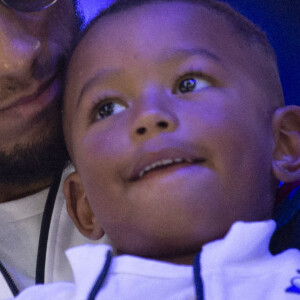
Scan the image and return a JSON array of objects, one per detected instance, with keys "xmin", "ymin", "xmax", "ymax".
[
  {"xmin": 272, "ymin": 105, "xmax": 300, "ymax": 182},
  {"xmin": 63, "ymin": 172, "xmax": 104, "ymax": 240}
]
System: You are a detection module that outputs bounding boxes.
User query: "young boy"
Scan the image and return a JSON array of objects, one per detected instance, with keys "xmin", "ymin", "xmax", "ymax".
[{"xmin": 13, "ymin": 0, "xmax": 300, "ymax": 299}]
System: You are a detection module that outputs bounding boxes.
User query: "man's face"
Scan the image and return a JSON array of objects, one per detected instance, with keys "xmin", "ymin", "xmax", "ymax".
[
  {"xmin": 0, "ymin": 1, "xmax": 77, "ymax": 186},
  {"xmin": 65, "ymin": 2, "xmax": 279, "ymax": 258}
]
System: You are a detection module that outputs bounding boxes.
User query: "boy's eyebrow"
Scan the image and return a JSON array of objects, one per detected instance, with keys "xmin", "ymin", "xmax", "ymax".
[
  {"xmin": 157, "ymin": 47, "xmax": 221, "ymax": 63},
  {"xmin": 76, "ymin": 69, "xmax": 121, "ymax": 109}
]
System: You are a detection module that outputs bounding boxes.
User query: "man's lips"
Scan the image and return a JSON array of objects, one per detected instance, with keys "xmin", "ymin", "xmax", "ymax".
[
  {"xmin": 0, "ymin": 75, "xmax": 58, "ymax": 112},
  {"xmin": 129, "ymin": 148, "xmax": 205, "ymax": 181}
]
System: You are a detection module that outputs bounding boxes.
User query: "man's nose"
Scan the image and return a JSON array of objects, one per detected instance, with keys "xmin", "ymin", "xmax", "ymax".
[
  {"xmin": 0, "ymin": 15, "xmax": 41, "ymax": 77},
  {"xmin": 130, "ymin": 92, "xmax": 178, "ymax": 143}
]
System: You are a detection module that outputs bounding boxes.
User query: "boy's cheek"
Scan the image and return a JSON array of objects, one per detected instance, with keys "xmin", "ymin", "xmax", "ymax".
[{"xmin": 74, "ymin": 134, "xmax": 129, "ymax": 181}]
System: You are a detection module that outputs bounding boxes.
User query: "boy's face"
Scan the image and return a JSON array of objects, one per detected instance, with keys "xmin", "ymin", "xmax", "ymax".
[{"xmin": 64, "ymin": 2, "xmax": 280, "ymax": 258}]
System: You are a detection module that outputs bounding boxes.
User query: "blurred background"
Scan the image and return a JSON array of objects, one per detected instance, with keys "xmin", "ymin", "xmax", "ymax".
[{"xmin": 78, "ymin": 0, "xmax": 300, "ymax": 106}]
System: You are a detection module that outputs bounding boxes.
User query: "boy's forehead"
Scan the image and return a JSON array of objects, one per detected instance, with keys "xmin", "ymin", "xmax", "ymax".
[{"xmin": 72, "ymin": 2, "xmax": 251, "ymax": 73}]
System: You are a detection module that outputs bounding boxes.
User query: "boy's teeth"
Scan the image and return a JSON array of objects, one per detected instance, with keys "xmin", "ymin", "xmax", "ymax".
[
  {"xmin": 144, "ymin": 165, "xmax": 152, "ymax": 172},
  {"xmin": 162, "ymin": 159, "xmax": 173, "ymax": 165},
  {"xmin": 138, "ymin": 158, "xmax": 193, "ymax": 178},
  {"xmin": 151, "ymin": 161, "xmax": 159, "ymax": 169},
  {"xmin": 174, "ymin": 158, "xmax": 183, "ymax": 163}
]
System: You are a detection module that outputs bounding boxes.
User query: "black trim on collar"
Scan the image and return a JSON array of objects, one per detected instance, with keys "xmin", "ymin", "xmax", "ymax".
[
  {"xmin": 194, "ymin": 252, "xmax": 204, "ymax": 300},
  {"xmin": 88, "ymin": 250, "xmax": 113, "ymax": 300}
]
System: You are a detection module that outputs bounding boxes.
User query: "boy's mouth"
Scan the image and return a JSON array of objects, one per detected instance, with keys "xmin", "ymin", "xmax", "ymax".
[
  {"xmin": 130, "ymin": 153, "xmax": 205, "ymax": 181},
  {"xmin": 137, "ymin": 157, "xmax": 204, "ymax": 179}
]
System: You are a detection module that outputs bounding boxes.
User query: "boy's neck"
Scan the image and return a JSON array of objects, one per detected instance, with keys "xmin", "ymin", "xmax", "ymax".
[
  {"xmin": 159, "ymin": 253, "xmax": 197, "ymax": 265},
  {"xmin": 116, "ymin": 250, "xmax": 198, "ymax": 266}
]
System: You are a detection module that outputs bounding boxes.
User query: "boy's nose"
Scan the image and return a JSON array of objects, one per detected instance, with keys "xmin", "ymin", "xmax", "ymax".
[
  {"xmin": 130, "ymin": 109, "xmax": 178, "ymax": 142},
  {"xmin": 0, "ymin": 13, "xmax": 41, "ymax": 78}
]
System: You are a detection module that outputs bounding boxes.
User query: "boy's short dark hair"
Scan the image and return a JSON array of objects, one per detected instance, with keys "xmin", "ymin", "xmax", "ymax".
[{"xmin": 82, "ymin": 0, "xmax": 276, "ymax": 63}]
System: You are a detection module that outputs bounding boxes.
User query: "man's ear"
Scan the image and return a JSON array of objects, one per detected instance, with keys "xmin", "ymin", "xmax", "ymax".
[
  {"xmin": 63, "ymin": 172, "xmax": 104, "ymax": 240},
  {"xmin": 272, "ymin": 105, "xmax": 300, "ymax": 182}
]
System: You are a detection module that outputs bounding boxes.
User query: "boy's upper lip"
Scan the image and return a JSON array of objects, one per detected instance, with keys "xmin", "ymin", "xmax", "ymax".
[
  {"xmin": 128, "ymin": 146, "xmax": 205, "ymax": 181},
  {"xmin": 0, "ymin": 74, "xmax": 58, "ymax": 112}
]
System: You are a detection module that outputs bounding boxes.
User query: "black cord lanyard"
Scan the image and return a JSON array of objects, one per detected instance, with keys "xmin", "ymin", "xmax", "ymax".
[
  {"xmin": 35, "ymin": 168, "xmax": 64, "ymax": 284},
  {"xmin": 0, "ymin": 260, "xmax": 19, "ymax": 296},
  {"xmin": 87, "ymin": 251, "xmax": 204, "ymax": 300}
]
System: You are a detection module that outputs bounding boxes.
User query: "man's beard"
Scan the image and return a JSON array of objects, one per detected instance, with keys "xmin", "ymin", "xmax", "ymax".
[{"xmin": 0, "ymin": 126, "xmax": 69, "ymax": 186}]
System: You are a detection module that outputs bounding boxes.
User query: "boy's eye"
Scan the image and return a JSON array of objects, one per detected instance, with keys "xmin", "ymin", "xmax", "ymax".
[
  {"xmin": 176, "ymin": 74, "xmax": 211, "ymax": 94},
  {"xmin": 96, "ymin": 101, "xmax": 126, "ymax": 121}
]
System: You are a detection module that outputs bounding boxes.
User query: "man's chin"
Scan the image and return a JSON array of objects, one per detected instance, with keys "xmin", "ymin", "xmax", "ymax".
[{"xmin": 0, "ymin": 132, "xmax": 69, "ymax": 186}]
